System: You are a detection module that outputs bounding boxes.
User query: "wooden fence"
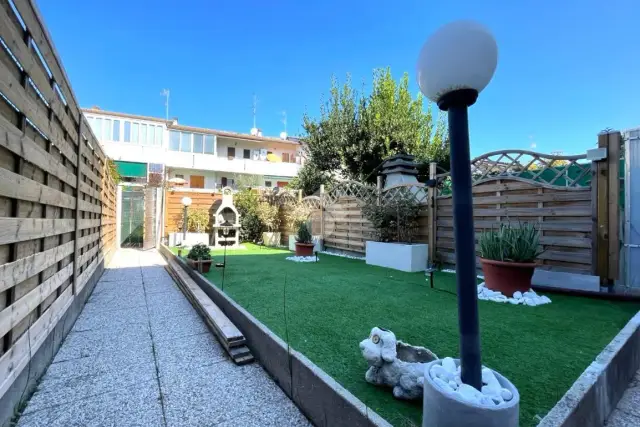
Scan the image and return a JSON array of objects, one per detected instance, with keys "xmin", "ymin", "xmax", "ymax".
[
  {"xmin": 164, "ymin": 189, "xmax": 222, "ymax": 234},
  {"xmin": 0, "ymin": 0, "xmax": 116, "ymax": 419},
  {"xmin": 314, "ymin": 147, "xmax": 621, "ymax": 279}
]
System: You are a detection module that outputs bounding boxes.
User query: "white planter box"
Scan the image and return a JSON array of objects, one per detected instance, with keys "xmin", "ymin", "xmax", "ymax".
[
  {"xmin": 288, "ymin": 235, "xmax": 324, "ymax": 252},
  {"xmin": 262, "ymin": 232, "xmax": 282, "ymax": 247},
  {"xmin": 365, "ymin": 241, "xmax": 428, "ymax": 273},
  {"xmin": 169, "ymin": 232, "xmax": 209, "ymax": 247}
]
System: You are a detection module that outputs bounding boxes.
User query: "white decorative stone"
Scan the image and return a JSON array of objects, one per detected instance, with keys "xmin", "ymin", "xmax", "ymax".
[
  {"xmin": 448, "ymin": 380, "xmax": 458, "ymax": 390},
  {"xmin": 319, "ymin": 251, "xmax": 365, "ymax": 260},
  {"xmin": 434, "ymin": 377, "xmax": 453, "ymax": 392},
  {"xmin": 285, "ymin": 256, "xmax": 317, "ymax": 263},
  {"xmin": 442, "ymin": 357, "xmax": 457, "ymax": 374},
  {"xmin": 476, "ymin": 283, "xmax": 552, "ymax": 306},
  {"xmin": 431, "ymin": 365, "xmax": 454, "ymax": 382},
  {"xmin": 501, "ymin": 388, "xmax": 513, "ymax": 401}
]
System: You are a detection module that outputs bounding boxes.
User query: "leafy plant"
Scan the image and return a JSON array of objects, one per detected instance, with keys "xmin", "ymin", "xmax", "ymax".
[
  {"xmin": 106, "ymin": 159, "xmax": 121, "ymax": 184},
  {"xmin": 296, "ymin": 222, "xmax": 313, "ymax": 244},
  {"xmin": 240, "ymin": 212, "xmax": 263, "ymax": 242},
  {"xmin": 256, "ymin": 202, "xmax": 280, "ymax": 232},
  {"xmin": 178, "ymin": 207, "xmax": 210, "ymax": 233},
  {"xmin": 187, "ymin": 243, "xmax": 211, "ymax": 261},
  {"xmin": 361, "ymin": 188, "xmax": 421, "ymax": 243},
  {"xmin": 478, "ymin": 222, "xmax": 543, "ymax": 263},
  {"xmin": 282, "ymin": 201, "xmax": 312, "ymax": 231}
]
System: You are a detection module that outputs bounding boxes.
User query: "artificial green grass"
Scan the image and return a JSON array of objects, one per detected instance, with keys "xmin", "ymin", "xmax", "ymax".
[{"xmin": 171, "ymin": 244, "xmax": 639, "ymax": 427}]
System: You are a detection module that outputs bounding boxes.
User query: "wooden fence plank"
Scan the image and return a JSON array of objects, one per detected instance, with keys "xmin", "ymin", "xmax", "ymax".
[
  {"xmin": 0, "ymin": 115, "xmax": 76, "ymax": 187},
  {"xmin": 0, "ymin": 167, "xmax": 75, "ymax": 209},
  {"xmin": 607, "ymin": 132, "xmax": 620, "ymax": 280},
  {"xmin": 0, "ymin": 240, "xmax": 74, "ymax": 293},
  {"xmin": 0, "ymin": 218, "xmax": 74, "ymax": 245},
  {"xmin": 0, "ymin": 263, "xmax": 72, "ymax": 339}
]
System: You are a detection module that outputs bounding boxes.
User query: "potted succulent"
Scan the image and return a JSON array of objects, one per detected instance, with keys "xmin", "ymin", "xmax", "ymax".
[
  {"xmin": 478, "ymin": 222, "xmax": 543, "ymax": 297},
  {"xmin": 295, "ymin": 222, "xmax": 315, "ymax": 256},
  {"xmin": 256, "ymin": 201, "xmax": 281, "ymax": 247},
  {"xmin": 186, "ymin": 243, "xmax": 213, "ymax": 273}
]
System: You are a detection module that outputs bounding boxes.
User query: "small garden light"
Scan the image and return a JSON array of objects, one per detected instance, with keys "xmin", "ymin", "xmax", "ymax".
[{"xmin": 417, "ymin": 20, "xmax": 497, "ymax": 390}]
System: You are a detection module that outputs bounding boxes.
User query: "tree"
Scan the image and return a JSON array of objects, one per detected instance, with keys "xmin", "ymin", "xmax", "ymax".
[{"xmin": 292, "ymin": 68, "xmax": 449, "ymax": 192}]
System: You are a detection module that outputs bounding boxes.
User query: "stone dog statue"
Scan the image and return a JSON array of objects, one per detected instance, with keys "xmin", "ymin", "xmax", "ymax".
[{"xmin": 359, "ymin": 327, "xmax": 438, "ymax": 400}]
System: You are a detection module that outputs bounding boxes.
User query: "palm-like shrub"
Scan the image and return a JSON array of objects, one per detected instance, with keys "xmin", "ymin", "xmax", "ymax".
[{"xmin": 478, "ymin": 222, "xmax": 543, "ymax": 263}]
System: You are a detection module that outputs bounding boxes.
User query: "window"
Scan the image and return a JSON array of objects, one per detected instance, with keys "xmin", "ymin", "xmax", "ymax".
[
  {"xmin": 227, "ymin": 147, "xmax": 235, "ymax": 158},
  {"xmin": 104, "ymin": 118, "xmax": 112, "ymax": 140},
  {"xmin": 175, "ymin": 174, "xmax": 184, "ymax": 179},
  {"xmin": 94, "ymin": 118, "xmax": 102, "ymax": 139},
  {"xmin": 190, "ymin": 175, "xmax": 205, "ymax": 189},
  {"xmin": 221, "ymin": 177, "xmax": 228, "ymax": 187},
  {"xmin": 291, "ymin": 153, "xmax": 296, "ymax": 163},
  {"xmin": 243, "ymin": 149, "xmax": 251, "ymax": 159},
  {"xmin": 112, "ymin": 120, "xmax": 120, "ymax": 142},
  {"xmin": 147, "ymin": 125, "xmax": 155, "ymax": 145},
  {"xmin": 193, "ymin": 134, "xmax": 204, "ymax": 153},
  {"xmin": 204, "ymin": 135, "xmax": 215, "ymax": 154},
  {"xmin": 124, "ymin": 121, "xmax": 131, "ymax": 142},
  {"xmin": 140, "ymin": 124, "xmax": 147, "ymax": 145},
  {"xmin": 282, "ymin": 153, "xmax": 289, "ymax": 163},
  {"xmin": 149, "ymin": 163, "xmax": 163, "ymax": 173},
  {"xmin": 132, "ymin": 122, "xmax": 139, "ymax": 143},
  {"xmin": 155, "ymin": 126, "xmax": 162, "ymax": 145},
  {"xmin": 169, "ymin": 131, "xmax": 180, "ymax": 151},
  {"xmin": 180, "ymin": 132, "xmax": 191, "ymax": 152},
  {"xmin": 265, "ymin": 181, "xmax": 272, "ymax": 187}
]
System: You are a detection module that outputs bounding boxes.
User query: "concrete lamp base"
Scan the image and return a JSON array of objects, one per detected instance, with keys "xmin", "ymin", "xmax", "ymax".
[{"xmin": 423, "ymin": 359, "xmax": 519, "ymax": 427}]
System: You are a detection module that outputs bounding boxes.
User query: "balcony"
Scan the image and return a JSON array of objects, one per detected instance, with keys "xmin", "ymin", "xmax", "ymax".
[{"xmin": 211, "ymin": 157, "xmax": 301, "ymax": 177}]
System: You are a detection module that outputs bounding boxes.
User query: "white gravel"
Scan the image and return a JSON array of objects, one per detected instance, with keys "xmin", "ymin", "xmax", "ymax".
[
  {"xmin": 318, "ymin": 251, "xmax": 365, "ymax": 260},
  {"xmin": 477, "ymin": 283, "xmax": 551, "ymax": 306},
  {"xmin": 429, "ymin": 357, "xmax": 515, "ymax": 407},
  {"xmin": 285, "ymin": 256, "xmax": 318, "ymax": 263}
]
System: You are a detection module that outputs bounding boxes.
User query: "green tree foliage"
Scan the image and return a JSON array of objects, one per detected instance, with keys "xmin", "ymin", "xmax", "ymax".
[
  {"xmin": 235, "ymin": 189, "xmax": 263, "ymax": 242},
  {"xmin": 292, "ymin": 68, "xmax": 449, "ymax": 193}
]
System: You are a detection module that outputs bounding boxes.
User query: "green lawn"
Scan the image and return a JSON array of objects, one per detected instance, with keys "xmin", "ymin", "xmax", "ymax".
[{"xmin": 171, "ymin": 244, "xmax": 639, "ymax": 427}]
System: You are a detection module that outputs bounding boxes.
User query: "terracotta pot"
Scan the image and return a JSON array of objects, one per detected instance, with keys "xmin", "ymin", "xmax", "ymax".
[
  {"xmin": 295, "ymin": 242, "xmax": 315, "ymax": 257},
  {"xmin": 480, "ymin": 258, "xmax": 536, "ymax": 297}
]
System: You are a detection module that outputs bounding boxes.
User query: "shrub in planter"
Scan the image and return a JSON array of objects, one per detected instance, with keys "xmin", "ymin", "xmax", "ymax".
[
  {"xmin": 478, "ymin": 222, "xmax": 543, "ymax": 297},
  {"xmin": 295, "ymin": 222, "xmax": 314, "ymax": 256},
  {"xmin": 186, "ymin": 243, "xmax": 213, "ymax": 273},
  {"xmin": 256, "ymin": 201, "xmax": 281, "ymax": 246},
  {"xmin": 361, "ymin": 188, "xmax": 421, "ymax": 243},
  {"xmin": 177, "ymin": 207, "xmax": 210, "ymax": 233}
]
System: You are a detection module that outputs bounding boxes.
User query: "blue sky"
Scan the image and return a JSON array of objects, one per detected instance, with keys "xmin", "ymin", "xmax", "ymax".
[{"xmin": 40, "ymin": 0, "xmax": 639, "ymax": 156}]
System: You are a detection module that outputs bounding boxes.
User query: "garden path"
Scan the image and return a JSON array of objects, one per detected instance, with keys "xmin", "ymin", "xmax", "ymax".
[{"xmin": 15, "ymin": 248, "xmax": 309, "ymax": 427}]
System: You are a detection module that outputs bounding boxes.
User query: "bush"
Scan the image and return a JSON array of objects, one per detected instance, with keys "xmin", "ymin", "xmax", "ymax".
[
  {"xmin": 282, "ymin": 201, "xmax": 312, "ymax": 231},
  {"xmin": 478, "ymin": 222, "xmax": 543, "ymax": 263},
  {"xmin": 361, "ymin": 188, "xmax": 421, "ymax": 243},
  {"xmin": 178, "ymin": 207, "xmax": 210, "ymax": 233},
  {"xmin": 296, "ymin": 222, "xmax": 313, "ymax": 244},
  {"xmin": 187, "ymin": 243, "xmax": 211, "ymax": 261},
  {"xmin": 256, "ymin": 202, "xmax": 280, "ymax": 232},
  {"xmin": 240, "ymin": 211, "xmax": 263, "ymax": 243}
]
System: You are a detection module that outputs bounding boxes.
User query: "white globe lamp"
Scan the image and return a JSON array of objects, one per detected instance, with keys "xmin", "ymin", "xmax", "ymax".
[
  {"xmin": 181, "ymin": 196, "xmax": 192, "ymax": 207},
  {"xmin": 416, "ymin": 20, "xmax": 498, "ymax": 391}
]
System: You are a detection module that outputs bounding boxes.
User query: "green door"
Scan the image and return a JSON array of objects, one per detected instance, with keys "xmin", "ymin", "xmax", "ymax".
[{"xmin": 121, "ymin": 188, "xmax": 145, "ymax": 247}]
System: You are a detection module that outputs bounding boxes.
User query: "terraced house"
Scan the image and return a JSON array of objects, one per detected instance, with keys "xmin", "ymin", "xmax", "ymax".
[{"xmin": 82, "ymin": 107, "xmax": 304, "ymax": 189}]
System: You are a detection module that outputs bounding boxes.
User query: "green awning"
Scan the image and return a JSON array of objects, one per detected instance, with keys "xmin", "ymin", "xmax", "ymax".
[{"xmin": 115, "ymin": 161, "xmax": 147, "ymax": 178}]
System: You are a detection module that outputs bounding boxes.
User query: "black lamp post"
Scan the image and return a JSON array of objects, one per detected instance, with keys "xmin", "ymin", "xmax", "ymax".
[
  {"xmin": 417, "ymin": 21, "xmax": 498, "ymax": 390},
  {"xmin": 181, "ymin": 196, "xmax": 192, "ymax": 241}
]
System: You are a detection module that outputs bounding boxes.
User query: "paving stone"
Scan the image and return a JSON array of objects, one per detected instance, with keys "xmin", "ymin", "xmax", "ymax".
[
  {"xmin": 16, "ymin": 380, "xmax": 163, "ymax": 427},
  {"xmin": 72, "ymin": 306, "xmax": 149, "ymax": 332},
  {"xmin": 85, "ymin": 287, "xmax": 148, "ymax": 311},
  {"xmin": 606, "ymin": 408, "xmax": 640, "ymax": 427},
  {"xmin": 149, "ymin": 309, "xmax": 209, "ymax": 342},
  {"xmin": 23, "ymin": 355, "xmax": 157, "ymax": 414},
  {"xmin": 93, "ymin": 278, "xmax": 145, "ymax": 295},
  {"xmin": 155, "ymin": 332, "xmax": 226, "ymax": 375},
  {"xmin": 53, "ymin": 323, "xmax": 152, "ymax": 364},
  {"xmin": 143, "ymin": 276, "xmax": 182, "ymax": 294},
  {"xmin": 215, "ymin": 399, "xmax": 312, "ymax": 427},
  {"xmin": 141, "ymin": 265, "xmax": 169, "ymax": 278},
  {"xmin": 614, "ymin": 386, "xmax": 640, "ymax": 418},
  {"xmin": 146, "ymin": 291, "xmax": 196, "ymax": 320}
]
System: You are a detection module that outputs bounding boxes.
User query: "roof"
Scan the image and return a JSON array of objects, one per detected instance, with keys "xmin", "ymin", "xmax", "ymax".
[{"xmin": 81, "ymin": 108, "xmax": 301, "ymax": 146}]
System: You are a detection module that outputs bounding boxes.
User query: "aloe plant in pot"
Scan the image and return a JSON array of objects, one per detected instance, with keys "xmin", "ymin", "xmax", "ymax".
[
  {"xmin": 295, "ymin": 222, "xmax": 314, "ymax": 256},
  {"xmin": 478, "ymin": 222, "xmax": 543, "ymax": 297}
]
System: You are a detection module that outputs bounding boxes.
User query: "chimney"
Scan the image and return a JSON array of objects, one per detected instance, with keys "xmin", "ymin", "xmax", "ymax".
[
  {"xmin": 171, "ymin": 117, "xmax": 178, "ymax": 125},
  {"xmin": 280, "ymin": 131, "xmax": 288, "ymax": 140}
]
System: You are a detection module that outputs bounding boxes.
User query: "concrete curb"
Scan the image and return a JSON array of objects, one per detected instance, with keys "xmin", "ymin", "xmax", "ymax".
[
  {"xmin": 159, "ymin": 244, "xmax": 392, "ymax": 427},
  {"xmin": 538, "ymin": 310, "xmax": 640, "ymax": 427}
]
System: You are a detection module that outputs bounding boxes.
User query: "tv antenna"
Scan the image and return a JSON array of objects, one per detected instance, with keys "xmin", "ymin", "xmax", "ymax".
[
  {"xmin": 161, "ymin": 89, "xmax": 170, "ymax": 120},
  {"xmin": 280, "ymin": 110, "xmax": 287, "ymax": 133},
  {"xmin": 252, "ymin": 94, "xmax": 259, "ymax": 129}
]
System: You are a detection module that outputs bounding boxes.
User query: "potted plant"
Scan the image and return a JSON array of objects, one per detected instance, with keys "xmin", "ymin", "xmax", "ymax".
[
  {"xmin": 294, "ymin": 222, "xmax": 315, "ymax": 256},
  {"xmin": 478, "ymin": 222, "xmax": 543, "ymax": 297},
  {"xmin": 283, "ymin": 201, "xmax": 317, "ymax": 251},
  {"xmin": 361, "ymin": 188, "xmax": 427, "ymax": 272},
  {"xmin": 186, "ymin": 243, "xmax": 213, "ymax": 273},
  {"xmin": 170, "ymin": 207, "xmax": 210, "ymax": 246},
  {"xmin": 256, "ymin": 201, "xmax": 281, "ymax": 247}
]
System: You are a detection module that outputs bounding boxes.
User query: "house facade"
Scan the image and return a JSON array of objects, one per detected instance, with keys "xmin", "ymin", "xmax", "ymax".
[{"xmin": 82, "ymin": 108, "xmax": 304, "ymax": 189}]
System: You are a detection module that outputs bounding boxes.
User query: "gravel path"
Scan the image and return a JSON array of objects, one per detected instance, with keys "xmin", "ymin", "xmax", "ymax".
[
  {"xmin": 16, "ymin": 248, "xmax": 310, "ymax": 427},
  {"xmin": 605, "ymin": 366, "xmax": 640, "ymax": 426}
]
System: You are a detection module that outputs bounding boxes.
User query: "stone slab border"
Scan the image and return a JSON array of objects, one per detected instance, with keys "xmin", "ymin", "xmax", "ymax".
[
  {"xmin": 159, "ymin": 244, "xmax": 392, "ymax": 427},
  {"xmin": 538, "ymin": 310, "xmax": 640, "ymax": 427}
]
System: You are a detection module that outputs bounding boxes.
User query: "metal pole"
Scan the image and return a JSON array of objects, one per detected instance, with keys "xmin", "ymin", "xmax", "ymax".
[
  {"xmin": 448, "ymin": 103, "xmax": 482, "ymax": 390},
  {"xmin": 183, "ymin": 205, "xmax": 188, "ymax": 240}
]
